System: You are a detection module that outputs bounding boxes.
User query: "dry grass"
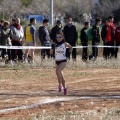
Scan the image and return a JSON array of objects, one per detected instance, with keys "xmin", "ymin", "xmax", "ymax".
[{"xmin": 0, "ymin": 54, "xmax": 120, "ymax": 120}]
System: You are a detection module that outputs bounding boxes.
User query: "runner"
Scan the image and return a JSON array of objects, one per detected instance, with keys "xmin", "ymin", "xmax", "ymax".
[{"xmin": 50, "ymin": 31, "xmax": 72, "ymax": 95}]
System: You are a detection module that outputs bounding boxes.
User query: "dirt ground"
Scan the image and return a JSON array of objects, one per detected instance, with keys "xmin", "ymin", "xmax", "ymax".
[{"xmin": 0, "ymin": 65, "xmax": 120, "ymax": 119}]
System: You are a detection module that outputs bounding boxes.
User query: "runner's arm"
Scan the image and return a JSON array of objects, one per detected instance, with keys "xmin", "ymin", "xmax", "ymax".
[{"xmin": 65, "ymin": 42, "xmax": 73, "ymax": 53}]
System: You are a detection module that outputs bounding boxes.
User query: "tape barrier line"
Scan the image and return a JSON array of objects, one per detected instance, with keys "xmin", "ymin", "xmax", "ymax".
[{"xmin": 0, "ymin": 45, "xmax": 120, "ymax": 49}]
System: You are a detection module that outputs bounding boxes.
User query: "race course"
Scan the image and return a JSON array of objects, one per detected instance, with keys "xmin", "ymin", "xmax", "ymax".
[{"xmin": 0, "ymin": 59, "xmax": 120, "ymax": 120}]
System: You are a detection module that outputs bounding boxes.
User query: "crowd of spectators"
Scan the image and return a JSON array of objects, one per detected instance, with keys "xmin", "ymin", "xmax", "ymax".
[{"xmin": 0, "ymin": 15, "xmax": 120, "ymax": 64}]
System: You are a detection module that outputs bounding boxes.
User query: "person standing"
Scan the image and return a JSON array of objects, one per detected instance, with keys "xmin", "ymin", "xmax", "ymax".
[
  {"xmin": 108, "ymin": 16, "xmax": 116, "ymax": 30},
  {"xmin": 10, "ymin": 18, "xmax": 16, "ymax": 27},
  {"xmin": 24, "ymin": 18, "xmax": 36, "ymax": 63},
  {"xmin": 38, "ymin": 19, "xmax": 51, "ymax": 60},
  {"xmin": 80, "ymin": 21, "xmax": 90, "ymax": 62},
  {"xmin": 91, "ymin": 17, "xmax": 102, "ymax": 60},
  {"xmin": 50, "ymin": 31, "xmax": 72, "ymax": 95},
  {"xmin": 0, "ymin": 20, "xmax": 5, "ymax": 56},
  {"xmin": 115, "ymin": 20, "xmax": 120, "ymax": 58},
  {"xmin": 10, "ymin": 18, "xmax": 24, "ymax": 62},
  {"xmin": 50, "ymin": 20, "xmax": 63, "ymax": 43},
  {"xmin": 101, "ymin": 19, "xmax": 115, "ymax": 59},
  {"xmin": 1, "ymin": 21, "xmax": 13, "ymax": 63},
  {"xmin": 0, "ymin": 20, "xmax": 5, "ymax": 32},
  {"xmin": 108, "ymin": 16, "xmax": 116, "ymax": 58},
  {"xmin": 50, "ymin": 20, "xmax": 63, "ymax": 58},
  {"xmin": 63, "ymin": 18, "xmax": 77, "ymax": 60}
]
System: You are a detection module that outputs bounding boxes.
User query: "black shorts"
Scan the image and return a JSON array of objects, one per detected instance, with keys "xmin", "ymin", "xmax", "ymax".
[{"xmin": 56, "ymin": 60, "xmax": 67, "ymax": 65}]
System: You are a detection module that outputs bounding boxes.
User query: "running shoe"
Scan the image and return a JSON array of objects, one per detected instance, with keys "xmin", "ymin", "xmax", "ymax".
[
  {"xmin": 64, "ymin": 88, "xmax": 67, "ymax": 95},
  {"xmin": 58, "ymin": 85, "xmax": 62, "ymax": 92}
]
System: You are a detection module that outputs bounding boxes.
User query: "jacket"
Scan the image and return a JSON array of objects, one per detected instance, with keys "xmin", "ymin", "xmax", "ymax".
[
  {"xmin": 115, "ymin": 26, "xmax": 120, "ymax": 42},
  {"xmin": 101, "ymin": 25, "xmax": 115, "ymax": 42},
  {"xmin": 50, "ymin": 25, "xmax": 62, "ymax": 42},
  {"xmin": 92, "ymin": 25, "xmax": 100, "ymax": 43},
  {"xmin": 1, "ymin": 27, "xmax": 13, "ymax": 46},
  {"xmin": 80, "ymin": 27, "xmax": 88, "ymax": 43},
  {"xmin": 10, "ymin": 23, "xmax": 24, "ymax": 41},
  {"xmin": 63, "ymin": 23, "xmax": 77, "ymax": 45},
  {"xmin": 38, "ymin": 26, "xmax": 50, "ymax": 45}
]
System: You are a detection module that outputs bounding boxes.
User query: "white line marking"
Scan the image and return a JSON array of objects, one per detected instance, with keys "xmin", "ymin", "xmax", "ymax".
[{"xmin": 0, "ymin": 96, "xmax": 120, "ymax": 114}]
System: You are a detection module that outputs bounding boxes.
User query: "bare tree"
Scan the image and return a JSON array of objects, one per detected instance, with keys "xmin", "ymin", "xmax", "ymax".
[
  {"xmin": 94, "ymin": 0, "xmax": 120, "ymax": 20},
  {"xmin": 0, "ymin": 0, "xmax": 92, "ymax": 22},
  {"xmin": 0, "ymin": 0, "xmax": 21, "ymax": 20}
]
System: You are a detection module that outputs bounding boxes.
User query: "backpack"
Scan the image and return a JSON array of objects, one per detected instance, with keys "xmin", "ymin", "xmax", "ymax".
[{"xmin": 87, "ymin": 27, "xmax": 93, "ymax": 41}]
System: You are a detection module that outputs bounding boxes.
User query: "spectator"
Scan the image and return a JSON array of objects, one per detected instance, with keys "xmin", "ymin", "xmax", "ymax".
[
  {"xmin": 0, "ymin": 20, "xmax": 5, "ymax": 56},
  {"xmin": 91, "ymin": 17, "xmax": 102, "ymax": 60},
  {"xmin": 108, "ymin": 16, "xmax": 116, "ymax": 30},
  {"xmin": 1, "ymin": 21, "xmax": 13, "ymax": 63},
  {"xmin": 10, "ymin": 18, "xmax": 16, "ymax": 26},
  {"xmin": 63, "ymin": 18, "xmax": 77, "ymax": 60},
  {"xmin": 0, "ymin": 20, "xmax": 5, "ymax": 30},
  {"xmin": 38, "ymin": 19, "xmax": 51, "ymax": 60},
  {"xmin": 50, "ymin": 20, "xmax": 63, "ymax": 58},
  {"xmin": 10, "ymin": 18, "xmax": 24, "ymax": 62},
  {"xmin": 24, "ymin": 18, "xmax": 36, "ymax": 63},
  {"xmin": 115, "ymin": 20, "xmax": 120, "ymax": 58},
  {"xmin": 80, "ymin": 21, "xmax": 90, "ymax": 62},
  {"xmin": 101, "ymin": 19, "xmax": 115, "ymax": 59},
  {"xmin": 108, "ymin": 16, "xmax": 116, "ymax": 58},
  {"xmin": 50, "ymin": 20, "xmax": 63, "ymax": 43}
]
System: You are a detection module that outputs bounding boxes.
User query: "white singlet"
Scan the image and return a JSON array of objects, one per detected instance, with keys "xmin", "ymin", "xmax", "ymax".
[{"xmin": 55, "ymin": 43, "xmax": 66, "ymax": 61}]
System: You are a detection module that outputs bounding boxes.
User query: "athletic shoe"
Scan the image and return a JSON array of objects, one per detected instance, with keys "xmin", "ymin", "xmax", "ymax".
[
  {"xmin": 58, "ymin": 85, "xmax": 62, "ymax": 92},
  {"xmin": 64, "ymin": 88, "xmax": 67, "ymax": 95}
]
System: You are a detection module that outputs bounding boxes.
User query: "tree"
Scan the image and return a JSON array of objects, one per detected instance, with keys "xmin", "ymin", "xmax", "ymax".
[
  {"xmin": 94, "ymin": 0, "xmax": 120, "ymax": 22},
  {"xmin": 0, "ymin": 0, "xmax": 92, "ymax": 22},
  {"xmin": 0, "ymin": 0, "xmax": 21, "ymax": 20}
]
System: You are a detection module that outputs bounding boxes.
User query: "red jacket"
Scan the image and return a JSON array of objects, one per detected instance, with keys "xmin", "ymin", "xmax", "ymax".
[
  {"xmin": 115, "ymin": 26, "xmax": 120, "ymax": 42},
  {"xmin": 110, "ymin": 22, "xmax": 116, "ymax": 30}
]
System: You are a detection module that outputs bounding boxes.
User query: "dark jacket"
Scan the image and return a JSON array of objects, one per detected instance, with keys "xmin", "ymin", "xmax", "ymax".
[
  {"xmin": 115, "ymin": 26, "xmax": 120, "ymax": 42},
  {"xmin": 1, "ymin": 27, "xmax": 13, "ymax": 46},
  {"xmin": 0, "ymin": 25, "xmax": 3, "ymax": 44},
  {"xmin": 63, "ymin": 24, "xmax": 77, "ymax": 45},
  {"xmin": 92, "ymin": 25, "xmax": 100, "ymax": 43},
  {"xmin": 38, "ymin": 26, "xmax": 50, "ymax": 45},
  {"xmin": 50, "ymin": 25, "xmax": 62, "ymax": 42},
  {"xmin": 80, "ymin": 27, "xmax": 88, "ymax": 43},
  {"xmin": 101, "ymin": 25, "xmax": 115, "ymax": 42}
]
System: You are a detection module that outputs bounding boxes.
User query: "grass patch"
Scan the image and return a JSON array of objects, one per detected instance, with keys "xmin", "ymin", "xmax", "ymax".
[
  {"xmin": 116, "ymin": 110, "xmax": 120, "ymax": 114},
  {"xmin": 27, "ymin": 108, "xmax": 120, "ymax": 120}
]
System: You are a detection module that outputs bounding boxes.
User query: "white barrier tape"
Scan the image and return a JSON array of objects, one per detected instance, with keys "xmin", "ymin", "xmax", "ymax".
[
  {"xmin": 0, "ymin": 45, "xmax": 120, "ymax": 49},
  {"xmin": 0, "ymin": 46, "xmax": 51, "ymax": 49},
  {"xmin": 73, "ymin": 45, "xmax": 120, "ymax": 48}
]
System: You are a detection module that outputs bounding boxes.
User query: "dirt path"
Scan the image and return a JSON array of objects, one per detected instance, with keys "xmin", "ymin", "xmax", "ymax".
[{"xmin": 0, "ymin": 67, "xmax": 120, "ymax": 119}]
